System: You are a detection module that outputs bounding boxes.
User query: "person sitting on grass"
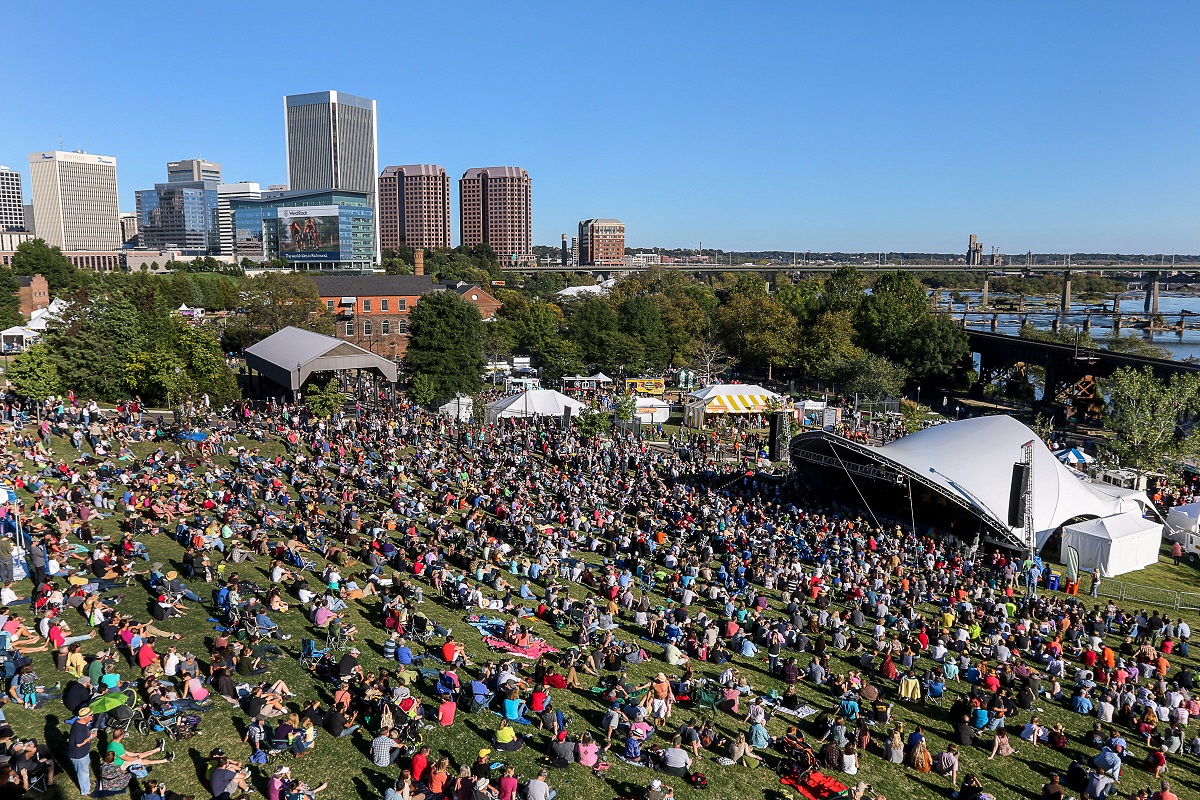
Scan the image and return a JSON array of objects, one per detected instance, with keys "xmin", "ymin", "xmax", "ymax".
[{"xmin": 106, "ymin": 727, "xmax": 175, "ymax": 778}]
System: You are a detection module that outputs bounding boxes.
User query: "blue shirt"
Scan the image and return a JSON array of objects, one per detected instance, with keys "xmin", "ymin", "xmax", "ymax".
[
  {"xmin": 396, "ymin": 646, "xmax": 414, "ymax": 665},
  {"xmin": 1072, "ymin": 695, "xmax": 1094, "ymax": 714}
]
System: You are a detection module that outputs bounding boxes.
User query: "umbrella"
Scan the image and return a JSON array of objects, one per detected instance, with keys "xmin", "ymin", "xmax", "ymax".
[
  {"xmin": 87, "ymin": 691, "xmax": 129, "ymax": 713},
  {"xmin": 1053, "ymin": 447, "xmax": 1095, "ymax": 465}
]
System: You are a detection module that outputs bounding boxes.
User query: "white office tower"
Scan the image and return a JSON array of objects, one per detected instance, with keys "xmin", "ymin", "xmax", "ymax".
[
  {"xmin": 28, "ymin": 150, "xmax": 120, "ymax": 250},
  {"xmin": 0, "ymin": 166, "xmax": 24, "ymax": 231},
  {"xmin": 284, "ymin": 91, "xmax": 379, "ymax": 261},
  {"xmin": 216, "ymin": 182, "xmax": 262, "ymax": 256}
]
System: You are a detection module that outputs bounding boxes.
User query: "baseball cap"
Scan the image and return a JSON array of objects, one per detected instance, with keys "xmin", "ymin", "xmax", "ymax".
[{"xmin": 478, "ymin": 748, "xmax": 491, "ymax": 759}]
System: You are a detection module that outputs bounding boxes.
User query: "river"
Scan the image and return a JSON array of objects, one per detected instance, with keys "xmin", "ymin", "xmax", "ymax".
[{"xmin": 942, "ymin": 291, "xmax": 1200, "ymax": 361}]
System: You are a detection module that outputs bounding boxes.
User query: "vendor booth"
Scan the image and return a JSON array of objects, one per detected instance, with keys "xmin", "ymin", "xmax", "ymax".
[
  {"xmin": 438, "ymin": 395, "xmax": 473, "ymax": 423},
  {"xmin": 633, "ymin": 396, "xmax": 670, "ymax": 424},
  {"xmin": 683, "ymin": 384, "xmax": 784, "ymax": 428},
  {"xmin": 1059, "ymin": 512, "xmax": 1162, "ymax": 577}
]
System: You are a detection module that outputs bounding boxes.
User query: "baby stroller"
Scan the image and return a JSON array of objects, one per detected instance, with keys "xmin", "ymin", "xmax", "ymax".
[
  {"xmin": 136, "ymin": 704, "xmax": 202, "ymax": 740},
  {"xmin": 298, "ymin": 638, "xmax": 329, "ymax": 671}
]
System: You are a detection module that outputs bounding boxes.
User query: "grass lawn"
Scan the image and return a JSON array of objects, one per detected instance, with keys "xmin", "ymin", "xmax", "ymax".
[{"xmin": 6, "ymin": 432, "xmax": 1200, "ymax": 800}]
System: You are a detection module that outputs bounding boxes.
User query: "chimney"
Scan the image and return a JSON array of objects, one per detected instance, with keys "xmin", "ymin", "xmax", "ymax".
[{"xmin": 413, "ymin": 250, "xmax": 424, "ymax": 276}]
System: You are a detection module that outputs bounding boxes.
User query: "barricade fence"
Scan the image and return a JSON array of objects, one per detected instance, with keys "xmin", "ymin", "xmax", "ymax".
[{"xmin": 1093, "ymin": 576, "xmax": 1200, "ymax": 612}]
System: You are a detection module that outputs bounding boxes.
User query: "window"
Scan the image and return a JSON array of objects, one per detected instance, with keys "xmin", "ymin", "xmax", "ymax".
[
  {"xmin": 398, "ymin": 318, "xmax": 408, "ymax": 334},
  {"xmin": 363, "ymin": 320, "xmax": 373, "ymax": 336},
  {"xmin": 345, "ymin": 321, "xmax": 354, "ymax": 336},
  {"xmin": 380, "ymin": 298, "xmax": 390, "ymax": 312},
  {"xmin": 326, "ymin": 299, "xmax": 334, "ymax": 310},
  {"xmin": 398, "ymin": 298, "xmax": 407, "ymax": 312},
  {"xmin": 362, "ymin": 299, "xmax": 371, "ymax": 312},
  {"xmin": 381, "ymin": 319, "xmax": 390, "ymax": 335}
]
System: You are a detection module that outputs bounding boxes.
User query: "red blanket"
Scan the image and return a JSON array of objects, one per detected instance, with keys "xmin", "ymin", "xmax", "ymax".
[
  {"xmin": 780, "ymin": 771, "xmax": 848, "ymax": 800},
  {"xmin": 482, "ymin": 636, "xmax": 559, "ymax": 659}
]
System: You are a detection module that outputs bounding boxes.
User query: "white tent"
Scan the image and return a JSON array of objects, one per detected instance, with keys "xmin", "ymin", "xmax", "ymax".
[
  {"xmin": 1166, "ymin": 502, "xmax": 1200, "ymax": 543},
  {"xmin": 1060, "ymin": 512, "xmax": 1163, "ymax": 577},
  {"xmin": 486, "ymin": 389, "xmax": 583, "ymax": 423},
  {"xmin": 590, "ymin": 372, "xmax": 612, "ymax": 384},
  {"xmin": 438, "ymin": 394, "xmax": 473, "ymax": 423},
  {"xmin": 633, "ymin": 396, "xmax": 670, "ymax": 423}
]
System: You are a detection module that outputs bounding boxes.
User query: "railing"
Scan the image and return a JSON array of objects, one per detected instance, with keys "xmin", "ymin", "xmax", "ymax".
[{"xmin": 1094, "ymin": 576, "xmax": 1200, "ymax": 612}]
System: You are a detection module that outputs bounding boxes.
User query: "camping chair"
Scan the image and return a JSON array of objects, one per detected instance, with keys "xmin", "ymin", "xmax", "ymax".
[
  {"xmin": 697, "ymin": 683, "xmax": 721, "ymax": 713},
  {"xmin": 924, "ymin": 678, "xmax": 946, "ymax": 706}
]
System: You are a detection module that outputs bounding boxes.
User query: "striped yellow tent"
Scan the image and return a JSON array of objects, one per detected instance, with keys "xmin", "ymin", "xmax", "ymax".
[{"xmin": 683, "ymin": 384, "xmax": 786, "ymax": 427}]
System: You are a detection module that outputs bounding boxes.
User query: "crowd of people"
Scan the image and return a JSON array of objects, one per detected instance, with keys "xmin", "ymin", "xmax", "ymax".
[{"xmin": 0, "ymin": 388, "xmax": 1193, "ymax": 800}]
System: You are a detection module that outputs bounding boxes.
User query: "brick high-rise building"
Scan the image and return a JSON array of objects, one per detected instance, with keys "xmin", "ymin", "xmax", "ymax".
[
  {"xmin": 378, "ymin": 165, "xmax": 450, "ymax": 252},
  {"xmin": 459, "ymin": 167, "xmax": 532, "ymax": 266},
  {"xmin": 577, "ymin": 218, "xmax": 625, "ymax": 266}
]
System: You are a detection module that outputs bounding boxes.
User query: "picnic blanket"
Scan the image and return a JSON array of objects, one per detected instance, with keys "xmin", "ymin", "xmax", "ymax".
[
  {"xmin": 780, "ymin": 771, "xmax": 848, "ymax": 800},
  {"xmin": 464, "ymin": 617, "xmax": 507, "ymax": 638},
  {"xmin": 482, "ymin": 636, "xmax": 559, "ymax": 659},
  {"xmin": 763, "ymin": 700, "xmax": 820, "ymax": 720}
]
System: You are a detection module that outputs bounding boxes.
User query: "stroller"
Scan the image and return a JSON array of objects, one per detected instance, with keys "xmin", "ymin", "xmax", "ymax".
[
  {"xmin": 298, "ymin": 638, "xmax": 329, "ymax": 670},
  {"xmin": 135, "ymin": 704, "xmax": 202, "ymax": 740}
]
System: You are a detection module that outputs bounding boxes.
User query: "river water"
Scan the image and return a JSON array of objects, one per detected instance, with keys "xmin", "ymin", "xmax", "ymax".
[{"xmin": 942, "ymin": 291, "xmax": 1200, "ymax": 361}]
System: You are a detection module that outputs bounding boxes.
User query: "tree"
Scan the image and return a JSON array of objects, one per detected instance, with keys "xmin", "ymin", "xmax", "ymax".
[
  {"xmin": 46, "ymin": 289, "xmax": 146, "ymax": 401},
  {"xmin": 227, "ymin": 273, "xmax": 334, "ymax": 348},
  {"xmin": 613, "ymin": 393, "xmax": 638, "ymax": 422},
  {"xmin": 835, "ymin": 353, "xmax": 908, "ymax": 399},
  {"xmin": 408, "ymin": 373, "xmax": 436, "ymax": 407},
  {"xmin": 305, "ymin": 380, "xmax": 348, "ymax": 419},
  {"xmin": 855, "ymin": 271, "xmax": 968, "ymax": 381},
  {"xmin": 617, "ymin": 296, "xmax": 669, "ymax": 373},
  {"xmin": 404, "ymin": 291, "xmax": 485, "ymax": 399},
  {"xmin": 6, "ymin": 343, "xmax": 62, "ymax": 400},
  {"xmin": 795, "ymin": 310, "xmax": 861, "ymax": 383},
  {"xmin": 575, "ymin": 404, "xmax": 609, "ymax": 438},
  {"xmin": 687, "ymin": 334, "xmax": 734, "ymax": 384},
  {"xmin": 821, "ymin": 266, "xmax": 865, "ymax": 315},
  {"xmin": 714, "ymin": 294, "xmax": 797, "ymax": 379},
  {"xmin": 10, "ymin": 239, "xmax": 77, "ymax": 293},
  {"xmin": 0, "ymin": 268, "xmax": 24, "ymax": 330},
  {"xmin": 565, "ymin": 298, "xmax": 620, "ymax": 369},
  {"xmin": 1103, "ymin": 367, "xmax": 1200, "ymax": 473}
]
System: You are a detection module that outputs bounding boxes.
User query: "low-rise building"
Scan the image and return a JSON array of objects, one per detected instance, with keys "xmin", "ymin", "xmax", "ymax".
[
  {"xmin": 311, "ymin": 274, "xmax": 437, "ymax": 358},
  {"xmin": 438, "ymin": 280, "xmax": 502, "ymax": 320},
  {"xmin": 16, "ymin": 274, "xmax": 49, "ymax": 316}
]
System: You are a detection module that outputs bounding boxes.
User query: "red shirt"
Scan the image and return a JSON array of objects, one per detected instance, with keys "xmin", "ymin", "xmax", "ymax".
[
  {"xmin": 410, "ymin": 752, "xmax": 428, "ymax": 781},
  {"xmin": 438, "ymin": 700, "xmax": 456, "ymax": 727}
]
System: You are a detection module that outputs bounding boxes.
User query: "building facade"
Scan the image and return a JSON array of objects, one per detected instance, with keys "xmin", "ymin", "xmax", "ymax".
[
  {"xmin": 378, "ymin": 165, "xmax": 451, "ymax": 251},
  {"xmin": 439, "ymin": 279, "xmax": 502, "ymax": 320},
  {"xmin": 119, "ymin": 213, "xmax": 139, "ymax": 247},
  {"xmin": 232, "ymin": 188, "xmax": 374, "ymax": 271},
  {"xmin": 311, "ymin": 274, "xmax": 436, "ymax": 357},
  {"xmin": 168, "ymin": 159, "xmax": 222, "ymax": 184},
  {"xmin": 216, "ymin": 182, "xmax": 261, "ymax": 257},
  {"xmin": 284, "ymin": 91, "xmax": 379, "ymax": 261},
  {"xmin": 577, "ymin": 218, "xmax": 625, "ymax": 266},
  {"xmin": 27, "ymin": 151, "xmax": 120, "ymax": 251},
  {"xmin": 459, "ymin": 167, "xmax": 532, "ymax": 265},
  {"xmin": 136, "ymin": 180, "xmax": 219, "ymax": 252},
  {"xmin": 0, "ymin": 166, "xmax": 25, "ymax": 232},
  {"xmin": 16, "ymin": 274, "xmax": 49, "ymax": 316}
]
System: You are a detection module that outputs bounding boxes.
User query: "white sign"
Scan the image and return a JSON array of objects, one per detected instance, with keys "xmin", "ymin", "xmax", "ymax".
[{"xmin": 278, "ymin": 205, "xmax": 339, "ymax": 220}]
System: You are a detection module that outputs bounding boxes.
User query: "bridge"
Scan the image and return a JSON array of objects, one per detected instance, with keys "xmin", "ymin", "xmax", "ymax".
[{"xmin": 967, "ymin": 329, "xmax": 1200, "ymax": 415}]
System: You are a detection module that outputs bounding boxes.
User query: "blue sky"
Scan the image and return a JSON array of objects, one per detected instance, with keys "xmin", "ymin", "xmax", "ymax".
[{"xmin": 5, "ymin": 1, "xmax": 1198, "ymax": 253}]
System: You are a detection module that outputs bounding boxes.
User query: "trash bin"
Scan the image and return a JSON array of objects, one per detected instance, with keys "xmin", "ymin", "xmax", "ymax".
[{"xmin": 1048, "ymin": 571, "xmax": 1061, "ymax": 591}]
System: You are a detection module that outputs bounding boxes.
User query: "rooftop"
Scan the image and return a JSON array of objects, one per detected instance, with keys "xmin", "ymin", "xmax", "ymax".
[
  {"xmin": 461, "ymin": 167, "xmax": 528, "ymax": 181},
  {"xmin": 311, "ymin": 274, "xmax": 437, "ymax": 298}
]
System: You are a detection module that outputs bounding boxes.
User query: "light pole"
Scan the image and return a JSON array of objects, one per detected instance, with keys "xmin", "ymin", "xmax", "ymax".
[{"xmin": 916, "ymin": 384, "xmax": 921, "ymax": 408}]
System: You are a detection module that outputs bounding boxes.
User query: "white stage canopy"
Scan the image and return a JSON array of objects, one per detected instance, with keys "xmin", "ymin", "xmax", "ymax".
[{"xmin": 1060, "ymin": 512, "xmax": 1162, "ymax": 577}]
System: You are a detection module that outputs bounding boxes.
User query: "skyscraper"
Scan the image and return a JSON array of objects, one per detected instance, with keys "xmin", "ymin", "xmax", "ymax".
[
  {"xmin": 577, "ymin": 219, "xmax": 625, "ymax": 266},
  {"xmin": 119, "ymin": 213, "xmax": 139, "ymax": 247},
  {"xmin": 459, "ymin": 167, "xmax": 532, "ymax": 266},
  {"xmin": 136, "ymin": 180, "xmax": 219, "ymax": 252},
  {"xmin": 0, "ymin": 166, "xmax": 24, "ymax": 232},
  {"xmin": 216, "ymin": 182, "xmax": 261, "ymax": 257},
  {"xmin": 168, "ymin": 159, "xmax": 222, "ymax": 184},
  {"xmin": 28, "ymin": 150, "xmax": 120, "ymax": 250},
  {"xmin": 378, "ymin": 165, "xmax": 451, "ymax": 252},
  {"xmin": 284, "ymin": 91, "xmax": 379, "ymax": 260}
]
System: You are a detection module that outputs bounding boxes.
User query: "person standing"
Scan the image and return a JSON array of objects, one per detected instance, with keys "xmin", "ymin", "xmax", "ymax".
[
  {"xmin": 67, "ymin": 706, "xmax": 95, "ymax": 797},
  {"xmin": 1172, "ymin": 541, "xmax": 1183, "ymax": 566},
  {"xmin": 0, "ymin": 535, "xmax": 13, "ymax": 584},
  {"xmin": 1090, "ymin": 568, "xmax": 1102, "ymax": 598}
]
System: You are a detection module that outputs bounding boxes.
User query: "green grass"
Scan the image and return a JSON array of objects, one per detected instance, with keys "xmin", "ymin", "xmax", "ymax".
[{"xmin": 7, "ymin": 432, "xmax": 1200, "ymax": 800}]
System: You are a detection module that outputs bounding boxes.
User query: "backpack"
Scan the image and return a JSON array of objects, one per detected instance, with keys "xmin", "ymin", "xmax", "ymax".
[{"xmin": 687, "ymin": 773, "xmax": 708, "ymax": 789}]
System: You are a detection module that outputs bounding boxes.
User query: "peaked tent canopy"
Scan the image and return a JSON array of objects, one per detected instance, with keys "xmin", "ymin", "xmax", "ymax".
[
  {"xmin": 1054, "ymin": 448, "xmax": 1095, "ymax": 465},
  {"xmin": 590, "ymin": 373, "xmax": 613, "ymax": 383},
  {"xmin": 486, "ymin": 389, "xmax": 583, "ymax": 423},
  {"xmin": 438, "ymin": 394, "xmax": 474, "ymax": 423},
  {"xmin": 684, "ymin": 383, "xmax": 785, "ymax": 427},
  {"xmin": 1060, "ymin": 512, "xmax": 1162, "ymax": 577},
  {"xmin": 634, "ymin": 396, "xmax": 670, "ymax": 423},
  {"xmin": 244, "ymin": 326, "xmax": 397, "ymax": 395}
]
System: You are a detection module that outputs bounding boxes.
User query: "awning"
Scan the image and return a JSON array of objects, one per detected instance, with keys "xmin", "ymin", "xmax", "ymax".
[
  {"xmin": 701, "ymin": 393, "xmax": 775, "ymax": 414},
  {"xmin": 339, "ymin": 296, "xmax": 357, "ymax": 305}
]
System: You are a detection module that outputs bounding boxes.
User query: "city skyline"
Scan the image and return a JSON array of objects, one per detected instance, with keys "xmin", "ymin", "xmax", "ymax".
[{"xmin": 3, "ymin": 2, "xmax": 1198, "ymax": 254}]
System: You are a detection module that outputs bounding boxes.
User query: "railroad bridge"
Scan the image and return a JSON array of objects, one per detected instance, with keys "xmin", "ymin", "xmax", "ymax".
[{"xmin": 968, "ymin": 330, "xmax": 1200, "ymax": 415}]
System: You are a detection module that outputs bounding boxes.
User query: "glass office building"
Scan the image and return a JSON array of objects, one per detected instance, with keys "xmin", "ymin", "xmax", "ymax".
[
  {"xmin": 231, "ymin": 188, "xmax": 374, "ymax": 271},
  {"xmin": 135, "ymin": 180, "xmax": 219, "ymax": 252}
]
